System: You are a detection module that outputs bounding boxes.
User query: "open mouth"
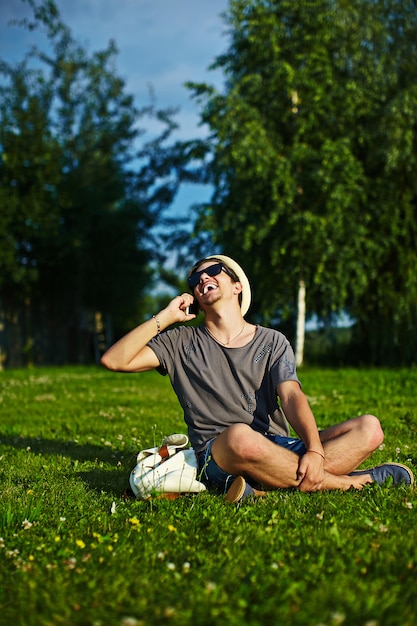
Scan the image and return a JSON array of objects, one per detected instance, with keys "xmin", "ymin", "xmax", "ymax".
[{"xmin": 202, "ymin": 283, "xmax": 217, "ymax": 295}]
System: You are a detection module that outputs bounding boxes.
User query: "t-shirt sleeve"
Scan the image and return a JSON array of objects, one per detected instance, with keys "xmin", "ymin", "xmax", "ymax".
[
  {"xmin": 270, "ymin": 335, "xmax": 301, "ymax": 390},
  {"xmin": 147, "ymin": 328, "xmax": 179, "ymax": 376}
]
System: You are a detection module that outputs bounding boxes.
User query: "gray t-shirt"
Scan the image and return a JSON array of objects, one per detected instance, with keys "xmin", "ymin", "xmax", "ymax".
[{"xmin": 147, "ymin": 325, "xmax": 300, "ymax": 453}]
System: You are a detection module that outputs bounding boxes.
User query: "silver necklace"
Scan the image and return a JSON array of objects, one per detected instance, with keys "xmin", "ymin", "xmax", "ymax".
[{"xmin": 205, "ymin": 322, "xmax": 246, "ymax": 346}]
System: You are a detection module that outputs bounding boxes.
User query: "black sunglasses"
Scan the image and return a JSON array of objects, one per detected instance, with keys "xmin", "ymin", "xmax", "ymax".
[{"xmin": 188, "ymin": 263, "xmax": 233, "ymax": 290}]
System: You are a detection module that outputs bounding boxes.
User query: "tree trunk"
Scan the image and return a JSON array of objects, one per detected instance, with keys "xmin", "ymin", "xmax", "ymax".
[{"xmin": 295, "ymin": 279, "xmax": 306, "ymax": 367}]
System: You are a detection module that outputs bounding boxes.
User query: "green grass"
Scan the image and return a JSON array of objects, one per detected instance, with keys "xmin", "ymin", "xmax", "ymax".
[{"xmin": 1, "ymin": 365, "xmax": 417, "ymax": 626}]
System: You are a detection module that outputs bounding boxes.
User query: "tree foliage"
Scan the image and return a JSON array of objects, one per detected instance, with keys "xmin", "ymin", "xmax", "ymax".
[
  {"xmin": 0, "ymin": 0, "xmax": 183, "ymax": 365},
  {"xmin": 186, "ymin": 0, "xmax": 417, "ymax": 364}
]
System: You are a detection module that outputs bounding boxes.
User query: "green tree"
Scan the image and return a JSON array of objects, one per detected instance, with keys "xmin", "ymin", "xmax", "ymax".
[
  {"xmin": 186, "ymin": 0, "xmax": 417, "ymax": 365},
  {"xmin": 0, "ymin": 0, "xmax": 182, "ymax": 366}
]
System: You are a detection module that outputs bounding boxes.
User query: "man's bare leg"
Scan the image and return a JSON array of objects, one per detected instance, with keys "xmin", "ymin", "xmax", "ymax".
[
  {"xmin": 318, "ymin": 414, "xmax": 384, "ymax": 474},
  {"xmin": 211, "ymin": 416, "xmax": 384, "ymax": 492}
]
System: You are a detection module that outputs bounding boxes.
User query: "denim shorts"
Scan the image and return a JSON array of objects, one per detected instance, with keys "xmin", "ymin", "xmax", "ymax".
[{"xmin": 197, "ymin": 433, "xmax": 307, "ymax": 494}]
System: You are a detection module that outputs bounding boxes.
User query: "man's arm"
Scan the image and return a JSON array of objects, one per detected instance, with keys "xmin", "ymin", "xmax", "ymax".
[
  {"xmin": 277, "ymin": 380, "xmax": 325, "ymax": 491},
  {"xmin": 277, "ymin": 380, "xmax": 324, "ymax": 454},
  {"xmin": 101, "ymin": 293, "xmax": 196, "ymax": 373}
]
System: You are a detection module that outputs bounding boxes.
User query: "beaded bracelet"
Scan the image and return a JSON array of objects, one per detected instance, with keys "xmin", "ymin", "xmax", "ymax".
[{"xmin": 152, "ymin": 314, "xmax": 161, "ymax": 335}]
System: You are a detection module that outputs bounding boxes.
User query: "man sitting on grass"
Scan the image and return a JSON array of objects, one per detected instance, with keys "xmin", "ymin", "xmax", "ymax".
[{"xmin": 101, "ymin": 255, "xmax": 413, "ymax": 502}]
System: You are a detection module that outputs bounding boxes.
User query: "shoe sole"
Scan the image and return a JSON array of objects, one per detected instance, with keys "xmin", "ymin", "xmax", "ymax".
[
  {"xmin": 224, "ymin": 476, "xmax": 267, "ymax": 503},
  {"xmin": 225, "ymin": 476, "xmax": 247, "ymax": 503}
]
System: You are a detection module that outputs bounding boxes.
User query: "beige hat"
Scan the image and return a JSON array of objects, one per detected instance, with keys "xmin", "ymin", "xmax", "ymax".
[{"xmin": 207, "ymin": 254, "xmax": 251, "ymax": 316}]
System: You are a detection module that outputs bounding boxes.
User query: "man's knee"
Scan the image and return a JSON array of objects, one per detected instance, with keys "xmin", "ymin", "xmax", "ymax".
[
  {"xmin": 216, "ymin": 423, "xmax": 264, "ymax": 464},
  {"xmin": 358, "ymin": 413, "xmax": 384, "ymax": 450}
]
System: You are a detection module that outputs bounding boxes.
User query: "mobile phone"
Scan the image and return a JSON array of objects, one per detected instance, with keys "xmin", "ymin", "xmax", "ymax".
[{"xmin": 186, "ymin": 299, "xmax": 199, "ymax": 316}]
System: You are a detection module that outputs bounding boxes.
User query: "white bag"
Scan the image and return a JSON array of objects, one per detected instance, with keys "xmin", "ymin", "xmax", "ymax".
[{"xmin": 129, "ymin": 434, "xmax": 207, "ymax": 499}]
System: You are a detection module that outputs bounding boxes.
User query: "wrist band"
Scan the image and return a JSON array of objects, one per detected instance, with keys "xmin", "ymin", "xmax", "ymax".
[
  {"xmin": 308, "ymin": 450, "xmax": 325, "ymax": 459},
  {"xmin": 152, "ymin": 314, "xmax": 161, "ymax": 335}
]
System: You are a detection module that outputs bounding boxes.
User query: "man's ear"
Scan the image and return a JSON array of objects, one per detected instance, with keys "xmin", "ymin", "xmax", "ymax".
[{"xmin": 233, "ymin": 281, "xmax": 243, "ymax": 296}]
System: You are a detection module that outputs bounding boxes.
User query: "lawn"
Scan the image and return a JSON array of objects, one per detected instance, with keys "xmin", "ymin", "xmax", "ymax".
[{"xmin": 1, "ymin": 365, "xmax": 416, "ymax": 626}]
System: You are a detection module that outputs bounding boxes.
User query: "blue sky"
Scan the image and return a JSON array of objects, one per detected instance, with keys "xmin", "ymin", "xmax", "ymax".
[{"xmin": 0, "ymin": 0, "xmax": 230, "ymax": 215}]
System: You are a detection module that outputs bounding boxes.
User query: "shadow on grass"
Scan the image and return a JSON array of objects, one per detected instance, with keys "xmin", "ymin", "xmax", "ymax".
[
  {"xmin": 0, "ymin": 432, "xmax": 124, "ymax": 463},
  {"xmin": 76, "ymin": 469, "xmax": 130, "ymax": 496},
  {"xmin": 0, "ymin": 432, "xmax": 135, "ymax": 496}
]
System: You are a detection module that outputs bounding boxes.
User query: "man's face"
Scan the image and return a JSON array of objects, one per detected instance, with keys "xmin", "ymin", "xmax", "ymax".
[{"xmin": 189, "ymin": 261, "xmax": 239, "ymax": 309}]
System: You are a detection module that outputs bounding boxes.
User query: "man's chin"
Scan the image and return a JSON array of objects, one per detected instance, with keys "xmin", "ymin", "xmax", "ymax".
[{"xmin": 200, "ymin": 294, "xmax": 221, "ymax": 309}]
